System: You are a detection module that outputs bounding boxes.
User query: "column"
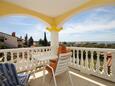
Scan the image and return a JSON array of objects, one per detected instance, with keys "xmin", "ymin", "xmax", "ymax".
[
  {"xmin": 47, "ymin": 26, "xmax": 62, "ymax": 55},
  {"xmin": 51, "ymin": 31, "xmax": 58, "ymax": 55}
]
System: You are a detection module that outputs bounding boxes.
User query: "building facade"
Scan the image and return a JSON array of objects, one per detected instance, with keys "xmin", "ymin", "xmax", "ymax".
[{"xmin": 0, "ymin": 32, "xmax": 24, "ymax": 48}]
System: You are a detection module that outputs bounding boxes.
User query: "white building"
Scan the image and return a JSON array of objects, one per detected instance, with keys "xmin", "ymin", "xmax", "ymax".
[{"xmin": 0, "ymin": 32, "xmax": 24, "ymax": 48}]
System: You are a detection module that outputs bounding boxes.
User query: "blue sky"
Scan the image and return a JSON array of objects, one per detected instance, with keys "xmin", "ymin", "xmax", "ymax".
[{"xmin": 0, "ymin": 6, "xmax": 115, "ymax": 42}]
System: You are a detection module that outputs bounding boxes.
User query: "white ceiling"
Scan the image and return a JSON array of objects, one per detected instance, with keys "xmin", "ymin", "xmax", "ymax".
[{"xmin": 4, "ymin": 0, "xmax": 88, "ymax": 17}]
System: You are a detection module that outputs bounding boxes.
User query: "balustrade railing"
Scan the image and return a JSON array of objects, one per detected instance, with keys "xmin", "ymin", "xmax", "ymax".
[
  {"xmin": 0, "ymin": 47, "xmax": 51, "ymax": 73},
  {"xmin": 0, "ymin": 46, "xmax": 115, "ymax": 82},
  {"xmin": 68, "ymin": 47, "xmax": 115, "ymax": 82}
]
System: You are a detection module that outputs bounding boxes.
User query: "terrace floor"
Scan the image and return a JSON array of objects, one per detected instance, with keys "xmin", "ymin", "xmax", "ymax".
[{"xmin": 29, "ymin": 67, "xmax": 115, "ymax": 86}]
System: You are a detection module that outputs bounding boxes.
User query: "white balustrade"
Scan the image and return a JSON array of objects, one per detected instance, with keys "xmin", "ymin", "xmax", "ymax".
[
  {"xmin": 68, "ymin": 47, "xmax": 115, "ymax": 82},
  {"xmin": 1, "ymin": 46, "xmax": 115, "ymax": 82},
  {"xmin": 0, "ymin": 47, "xmax": 51, "ymax": 73}
]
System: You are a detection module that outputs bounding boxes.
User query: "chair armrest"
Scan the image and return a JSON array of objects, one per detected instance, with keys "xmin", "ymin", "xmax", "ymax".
[{"xmin": 46, "ymin": 64, "xmax": 54, "ymax": 72}]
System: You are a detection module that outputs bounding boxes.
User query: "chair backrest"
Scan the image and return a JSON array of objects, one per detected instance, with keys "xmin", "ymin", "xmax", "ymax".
[
  {"xmin": 55, "ymin": 52, "xmax": 72, "ymax": 76},
  {"xmin": 0, "ymin": 63, "xmax": 19, "ymax": 86}
]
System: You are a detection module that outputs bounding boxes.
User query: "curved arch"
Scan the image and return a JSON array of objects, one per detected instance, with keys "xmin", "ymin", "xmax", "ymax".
[
  {"xmin": 0, "ymin": 0, "xmax": 53, "ymax": 26},
  {"xmin": 1, "ymin": 14, "xmax": 51, "ymax": 27},
  {"xmin": 55, "ymin": 0, "xmax": 115, "ymax": 27}
]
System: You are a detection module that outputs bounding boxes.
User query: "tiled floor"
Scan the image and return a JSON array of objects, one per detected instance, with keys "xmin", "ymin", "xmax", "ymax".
[{"xmin": 29, "ymin": 68, "xmax": 115, "ymax": 86}]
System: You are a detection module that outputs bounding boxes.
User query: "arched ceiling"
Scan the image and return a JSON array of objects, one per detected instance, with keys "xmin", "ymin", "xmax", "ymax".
[
  {"xmin": 0, "ymin": 0, "xmax": 53, "ymax": 26},
  {"xmin": 3, "ymin": 0, "xmax": 88, "ymax": 17},
  {"xmin": 55, "ymin": 0, "xmax": 115, "ymax": 26},
  {"xmin": 1, "ymin": 0, "xmax": 115, "ymax": 27}
]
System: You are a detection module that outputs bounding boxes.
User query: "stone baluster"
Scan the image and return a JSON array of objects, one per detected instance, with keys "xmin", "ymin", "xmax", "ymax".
[
  {"xmin": 111, "ymin": 51, "xmax": 115, "ymax": 82},
  {"xmin": 96, "ymin": 51, "xmax": 100, "ymax": 73},
  {"xmin": 77, "ymin": 50, "xmax": 79, "ymax": 67},
  {"xmin": 22, "ymin": 51, "xmax": 25, "ymax": 60},
  {"xmin": 4, "ymin": 52, "xmax": 7, "ymax": 62},
  {"xmin": 85, "ymin": 50, "xmax": 89, "ymax": 69},
  {"xmin": 11, "ymin": 52, "xmax": 13, "ymax": 63},
  {"xmin": 17, "ymin": 51, "xmax": 19, "ymax": 60},
  {"xmin": 81, "ymin": 50, "xmax": 84, "ymax": 67},
  {"xmin": 91, "ymin": 51, "xmax": 94, "ymax": 71},
  {"xmin": 72, "ymin": 49, "xmax": 75, "ymax": 65},
  {"xmin": 70, "ymin": 49, "xmax": 73, "ymax": 64},
  {"xmin": 27, "ymin": 50, "xmax": 30, "ymax": 61},
  {"xmin": 103, "ymin": 52, "xmax": 107, "ymax": 75}
]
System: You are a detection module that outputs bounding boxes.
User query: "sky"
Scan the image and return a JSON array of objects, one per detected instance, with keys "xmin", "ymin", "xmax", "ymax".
[{"xmin": 0, "ymin": 6, "xmax": 115, "ymax": 42}]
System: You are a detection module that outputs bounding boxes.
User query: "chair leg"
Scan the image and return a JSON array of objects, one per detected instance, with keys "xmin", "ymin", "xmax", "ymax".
[
  {"xmin": 49, "ymin": 74, "xmax": 53, "ymax": 83},
  {"xmin": 68, "ymin": 71, "xmax": 73, "ymax": 86},
  {"xmin": 52, "ymin": 71, "xmax": 57, "ymax": 86},
  {"xmin": 46, "ymin": 64, "xmax": 57, "ymax": 86}
]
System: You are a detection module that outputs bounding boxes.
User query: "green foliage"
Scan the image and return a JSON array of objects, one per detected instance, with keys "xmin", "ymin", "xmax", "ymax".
[
  {"xmin": 28, "ymin": 36, "xmax": 34, "ymax": 47},
  {"xmin": 0, "ymin": 37, "xmax": 4, "ymax": 42},
  {"xmin": 38, "ymin": 39, "xmax": 44, "ymax": 46},
  {"xmin": 0, "ymin": 43, "xmax": 8, "ymax": 49},
  {"xmin": 43, "ymin": 32, "xmax": 48, "ymax": 46},
  {"xmin": 38, "ymin": 32, "xmax": 50, "ymax": 46},
  {"xmin": 63, "ymin": 42, "xmax": 115, "ymax": 49},
  {"xmin": 24, "ymin": 34, "xmax": 28, "ymax": 47}
]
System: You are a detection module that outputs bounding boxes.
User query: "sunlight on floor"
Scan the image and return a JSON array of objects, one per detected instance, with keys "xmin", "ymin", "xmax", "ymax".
[{"xmin": 69, "ymin": 71, "xmax": 107, "ymax": 86}]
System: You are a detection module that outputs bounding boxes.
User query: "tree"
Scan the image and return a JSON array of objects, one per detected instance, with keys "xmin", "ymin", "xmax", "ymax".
[
  {"xmin": 0, "ymin": 42, "xmax": 8, "ymax": 49},
  {"xmin": 43, "ymin": 32, "xmax": 48, "ymax": 46},
  {"xmin": 38, "ymin": 39, "xmax": 44, "ymax": 46},
  {"xmin": 63, "ymin": 42, "xmax": 67, "ymax": 45},
  {"xmin": 24, "ymin": 34, "xmax": 28, "ymax": 47},
  {"xmin": 28, "ymin": 36, "xmax": 34, "ymax": 47}
]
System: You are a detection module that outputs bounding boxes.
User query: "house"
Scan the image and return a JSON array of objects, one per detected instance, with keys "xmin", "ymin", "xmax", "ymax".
[{"xmin": 0, "ymin": 32, "xmax": 24, "ymax": 48}]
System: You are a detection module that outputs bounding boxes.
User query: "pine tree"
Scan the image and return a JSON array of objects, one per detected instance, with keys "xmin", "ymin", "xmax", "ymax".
[
  {"xmin": 38, "ymin": 39, "xmax": 44, "ymax": 46},
  {"xmin": 28, "ymin": 36, "xmax": 34, "ymax": 47},
  {"xmin": 43, "ymin": 32, "xmax": 48, "ymax": 46},
  {"xmin": 24, "ymin": 34, "xmax": 28, "ymax": 47}
]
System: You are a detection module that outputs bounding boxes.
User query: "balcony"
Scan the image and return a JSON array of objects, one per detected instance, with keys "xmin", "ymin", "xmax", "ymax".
[
  {"xmin": 0, "ymin": 47, "xmax": 115, "ymax": 86},
  {"xmin": 1, "ymin": 0, "xmax": 115, "ymax": 85}
]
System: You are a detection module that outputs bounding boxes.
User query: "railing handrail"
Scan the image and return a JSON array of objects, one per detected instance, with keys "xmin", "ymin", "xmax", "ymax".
[
  {"xmin": 0, "ymin": 46, "xmax": 51, "ymax": 52},
  {"xmin": 67, "ymin": 47, "xmax": 115, "ymax": 52}
]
